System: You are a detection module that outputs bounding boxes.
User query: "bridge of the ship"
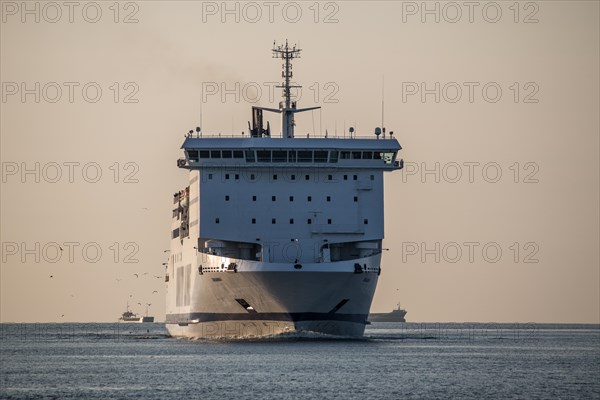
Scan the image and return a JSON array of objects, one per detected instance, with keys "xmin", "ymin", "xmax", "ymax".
[{"xmin": 179, "ymin": 137, "xmax": 403, "ymax": 170}]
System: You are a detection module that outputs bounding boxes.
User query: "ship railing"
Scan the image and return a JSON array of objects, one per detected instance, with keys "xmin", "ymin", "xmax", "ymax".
[{"xmin": 185, "ymin": 131, "xmax": 397, "ymax": 140}]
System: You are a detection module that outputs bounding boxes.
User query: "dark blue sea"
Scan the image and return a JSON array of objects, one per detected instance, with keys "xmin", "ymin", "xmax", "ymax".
[{"xmin": 1, "ymin": 323, "xmax": 598, "ymax": 399}]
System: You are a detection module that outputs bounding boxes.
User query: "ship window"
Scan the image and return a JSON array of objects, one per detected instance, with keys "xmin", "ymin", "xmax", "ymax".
[
  {"xmin": 314, "ymin": 151, "xmax": 328, "ymax": 162},
  {"xmin": 199, "ymin": 150, "xmax": 210, "ymax": 159},
  {"xmin": 289, "ymin": 196, "xmax": 294, "ymax": 202},
  {"xmin": 225, "ymin": 174, "xmax": 230, "ymax": 180},
  {"xmin": 370, "ymin": 175, "xmax": 374, "ymax": 180},
  {"xmin": 291, "ymin": 174, "xmax": 296, "ymax": 180},
  {"xmin": 329, "ymin": 151, "xmax": 338, "ymax": 163},
  {"xmin": 250, "ymin": 174, "xmax": 255, "ymax": 180},
  {"xmin": 343, "ymin": 175, "xmax": 348, "ymax": 181},
  {"xmin": 326, "ymin": 196, "xmax": 331, "ymax": 202},
  {"xmin": 288, "ymin": 150, "xmax": 297, "ymax": 163},
  {"xmin": 208, "ymin": 174, "xmax": 213, "ymax": 180},
  {"xmin": 383, "ymin": 152, "xmax": 396, "ymax": 164},
  {"xmin": 298, "ymin": 150, "xmax": 312, "ymax": 162},
  {"xmin": 374, "ymin": 152, "xmax": 382, "ymax": 160},
  {"xmin": 215, "ymin": 218, "xmax": 220, "ymax": 224},
  {"xmin": 352, "ymin": 151, "xmax": 362, "ymax": 159},
  {"xmin": 354, "ymin": 196, "xmax": 358, "ymax": 202},
  {"xmin": 187, "ymin": 150, "xmax": 199, "ymax": 162},
  {"xmin": 272, "ymin": 218, "xmax": 276, "ymax": 224},
  {"xmin": 272, "ymin": 196, "xmax": 276, "ymax": 201},
  {"xmin": 307, "ymin": 219, "xmax": 312, "ymax": 224},
  {"xmin": 252, "ymin": 218, "xmax": 256, "ymax": 224},
  {"xmin": 211, "ymin": 150, "xmax": 221, "ymax": 158},
  {"xmin": 252, "ymin": 196, "xmax": 257, "ymax": 201},
  {"xmin": 305, "ymin": 175, "xmax": 310, "ymax": 181},
  {"xmin": 363, "ymin": 152, "xmax": 373, "ymax": 159},
  {"xmin": 272, "ymin": 150, "xmax": 287, "ymax": 162},
  {"xmin": 307, "ymin": 196, "xmax": 312, "ymax": 202},
  {"xmin": 225, "ymin": 195, "xmax": 230, "ymax": 201},
  {"xmin": 257, "ymin": 150, "xmax": 271, "ymax": 162},
  {"xmin": 233, "ymin": 150, "xmax": 244, "ymax": 158},
  {"xmin": 328, "ymin": 175, "xmax": 333, "ymax": 181},
  {"xmin": 245, "ymin": 150, "xmax": 255, "ymax": 163},
  {"xmin": 341, "ymin": 151, "xmax": 351, "ymax": 160},
  {"xmin": 364, "ymin": 219, "xmax": 368, "ymax": 224},
  {"xmin": 353, "ymin": 175, "xmax": 358, "ymax": 180},
  {"xmin": 235, "ymin": 174, "xmax": 239, "ymax": 180},
  {"xmin": 273, "ymin": 174, "xmax": 278, "ymax": 180},
  {"xmin": 328, "ymin": 219, "xmax": 332, "ymax": 224},
  {"xmin": 289, "ymin": 218, "xmax": 294, "ymax": 224},
  {"xmin": 222, "ymin": 150, "xmax": 232, "ymax": 158}
]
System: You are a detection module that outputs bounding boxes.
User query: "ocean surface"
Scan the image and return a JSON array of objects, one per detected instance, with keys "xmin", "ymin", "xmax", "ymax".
[{"xmin": 1, "ymin": 323, "xmax": 598, "ymax": 399}]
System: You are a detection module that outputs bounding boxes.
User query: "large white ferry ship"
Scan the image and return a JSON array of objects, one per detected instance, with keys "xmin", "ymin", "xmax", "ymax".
[{"xmin": 165, "ymin": 42, "xmax": 403, "ymax": 338}]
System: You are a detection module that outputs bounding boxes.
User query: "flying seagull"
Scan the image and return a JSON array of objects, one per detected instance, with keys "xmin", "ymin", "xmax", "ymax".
[
  {"xmin": 133, "ymin": 273, "xmax": 139, "ymax": 278},
  {"xmin": 152, "ymin": 290, "xmax": 158, "ymax": 294}
]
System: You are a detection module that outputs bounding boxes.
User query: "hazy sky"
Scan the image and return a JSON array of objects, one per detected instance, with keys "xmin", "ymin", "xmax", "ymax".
[{"xmin": 1, "ymin": 1, "xmax": 598, "ymax": 323}]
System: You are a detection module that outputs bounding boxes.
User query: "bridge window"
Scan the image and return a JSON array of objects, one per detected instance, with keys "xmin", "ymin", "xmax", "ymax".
[
  {"xmin": 382, "ymin": 152, "xmax": 396, "ymax": 164},
  {"xmin": 222, "ymin": 150, "xmax": 232, "ymax": 158},
  {"xmin": 363, "ymin": 152, "xmax": 373, "ymax": 159},
  {"xmin": 257, "ymin": 150, "xmax": 271, "ymax": 162},
  {"xmin": 340, "ymin": 151, "xmax": 350, "ymax": 160},
  {"xmin": 233, "ymin": 150, "xmax": 244, "ymax": 158},
  {"xmin": 288, "ymin": 150, "xmax": 297, "ymax": 162},
  {"xmin": 298, "ymin": 150, "xmax": 312, "ymax": 162},
  {"xmin": 352, "ymin": 151, "xmax": 362, "ymax": 159},
  {"xmin": 245, "ymin": 150, "xmax": 255, "ymax": 163},
  {"xmin": 314, "ymin": 151, "xmax": 328, "ymax": 162},
  {"xmin": 329, "ymin": 151, "xmax": 339, "ymax": 163},
  {"xmin": 199, "ymin": 150, "xmax": 210, "ymax": 159},
  {"xmin": 211, "ymin": 150, "xmax": 221, "ymax": 158},
  {"xmin": 187, "ymin": 150, "xmax": 199, "ymax": 162},
  {"xmin": 272, "ymin": 150, "xmax": 287, "ymax": 162}
]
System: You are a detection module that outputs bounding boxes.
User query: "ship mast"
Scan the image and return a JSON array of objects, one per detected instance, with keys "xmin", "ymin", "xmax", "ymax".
[{"xmin": 271, "ymin": 40, "xmax": 320, "ymax": 138}]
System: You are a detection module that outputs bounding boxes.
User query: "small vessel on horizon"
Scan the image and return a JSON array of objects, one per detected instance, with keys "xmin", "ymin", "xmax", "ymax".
[
  {"xmin": 118, "ymin": 302, "xmax": 154, "ymax": 323},
  {"xmin": 368, "ymin": 303, "xmax": 407, "ymax": 322}
]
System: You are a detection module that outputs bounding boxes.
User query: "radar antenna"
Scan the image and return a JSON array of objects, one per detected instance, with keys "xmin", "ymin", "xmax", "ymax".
[{"xmin": 269, "ymin": 40, "xmax": 320, "ymax": 138}]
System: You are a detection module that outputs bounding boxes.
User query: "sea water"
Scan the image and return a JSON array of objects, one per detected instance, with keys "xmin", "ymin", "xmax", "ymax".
[{"xmin": 1, "ymin": 323, "xmax": 599, "ymax": 399}]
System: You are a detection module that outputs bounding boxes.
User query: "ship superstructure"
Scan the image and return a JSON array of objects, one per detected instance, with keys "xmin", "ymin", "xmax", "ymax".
[{"xmin": 165, "ymin": 42, "xmax": 403, "ymax": 338}]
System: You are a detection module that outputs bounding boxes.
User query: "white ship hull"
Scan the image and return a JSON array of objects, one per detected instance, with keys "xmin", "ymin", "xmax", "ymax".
[{"xmin": 165, "ymin": 254, "xmax": 380, "ymax": 338}]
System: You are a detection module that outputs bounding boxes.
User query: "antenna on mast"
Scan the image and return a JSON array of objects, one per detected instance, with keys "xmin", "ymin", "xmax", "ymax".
[
  {"xmin": 270, "ymin": 40, "xmax": 320, "ymax": 138},
  {"xmin": 382, "ymin": 75, "xmax": 385, "ymax": 139}
]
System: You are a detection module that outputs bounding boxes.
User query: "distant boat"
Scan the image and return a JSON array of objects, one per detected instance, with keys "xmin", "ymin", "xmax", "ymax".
[
  {"xmin": 118, "ymin": 302, "xmax": 154, "ymax": 323},
  {"xmin": 368, "ymin": 303, "xmax": 407, "ymax": 322}
]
